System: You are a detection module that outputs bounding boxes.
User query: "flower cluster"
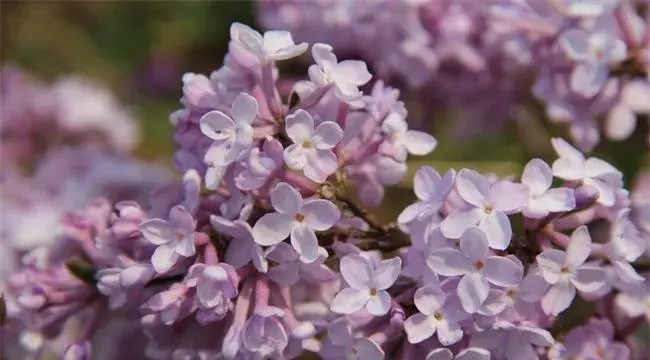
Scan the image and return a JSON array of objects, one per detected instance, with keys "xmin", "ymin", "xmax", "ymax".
[
  {"xmin": 257, "ymin": 0, "xmax": 650, "ymax": 151},
  {"xmin": 3, "ymin": 21, "xmax": 650, "ymax": 360}
]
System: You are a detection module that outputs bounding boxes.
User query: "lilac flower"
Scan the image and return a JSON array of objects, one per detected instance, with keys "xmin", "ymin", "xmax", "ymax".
[
  {"xmin": 403, "ymin": 284, "xmax": 468, "ymax": 345},
  {"xmin": 549, "ymin": 318, "xmax": 630, "ymax": 360},
  {"xmin": 200, "ymin": 92, "xmax": 257, "ymax": 166},
  {"xmin": 308, "ymin": 43, "xmax": 372, "ymax": 102},
  {"xmin": 321, "ymin": 318, "xmax": 384, "ymax": 360},
  {"xmin": 242, "ymin": 306, "xmax": 289, "ymax": 358},
  {"xmin": 210, "ymin": 215, "xmax": 267, "ymax": 273},
  {"xmin": 603, "ymin": 209, "xmax": 645, "ymax": 283},
  {"xmin": 559, "ymin": 27, "xmax": 626, "ymax": 97},
  {"xmin": 551, "ymin": 138, "xmax": 623, "ymax": 206},
  {"xmin": 441, "ymin": 169, "xmax": 528, "ymax": 250},
  {"xmin": 537, "ymin": 226, "xmax": 607, "ymax": 315},
  {"xmin": 186, "ymin": 263, "xmax": 239, "ymax": 324},
  {"xmin": 139, "ymin": 205, "xmax": 196, "ymax": 273},
  {"xmin": 428, "ymin": 227, "xmax": 524, "ymax": 313},
  {"xmin": 398, "ymin": 167, "xmax": 454, "ymax": 228},
  {"xmin": 142, "ymin": 283, "xmax": 196, "ymax": 325},
  {"xmin": 235, "ymin": 137, "xmax": 283, "ymax": 190},
  {"xmin": 381, "ymin": 110, "xmax": 438, "ymax": 159},
  {"xmin": 470, "ymin": 322, "xmax": 555, "ymax": 360},
  {"xmin": 230, "ymin": 22, "xmax": 308, "ymax": 64},
  {"xmin": 265, "ymin": 242, "xmax": 336, "ymax": 286},
  {"xmin": 425, "ymin": 348, "xmax": 491, "ymax": 360},
  {"xmin": 283, "ymin": 109, "xmax": 343, "ymax": 183},
  {"xmin": 521, "ymin": 158, "xmax": 575, "ymax": 219},
  {"xmin": 252, "ymin": 182, "xmax": 340, "ymax": 263},
  {"xmin": 554, "ymin": 0, "xmax": 621, "ymax": 17},
  {"xmin": 330, "ymin": 254, "xmax": 401, "ymax": 316},
  {"xmin": 95, "ymin": 264, "xmax": 154, "ymax": 309}
]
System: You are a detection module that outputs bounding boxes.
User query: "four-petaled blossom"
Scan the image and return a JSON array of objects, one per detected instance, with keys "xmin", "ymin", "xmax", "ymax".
[
  {"xmin": 521, "ymin": 158, "xmax": 576, "ymax": 218},
  {"xmin": 210, "ymin": 215, "xmax": 267, "ymax": 273},
  {"xmin": 230, "ymin": 22, "xmax": 308, "ymax": 64},
  {"xmin": 241, "ymin": 306, "xmax": 289, "ymax": 358},
  {"xmin": 186, "ymin": 263, "xmax": 239, "ymax": 324},
  {"xmin": 559, "ymin": 27, "xmax": 626, "ymax": 96},
  {"xmin": 140, "ymin": 205, "xmax": 196, "ymax": 273},
  {"xmin": 537, "ymin": 225, "xmax": 607, "ymax": 315},
  {"xmin": 470, "ymin": 323, "xmax": 555, "ymax": 360},
  {"xmin": 604, "ymin": 209, "xmax": 645, "ymax": 283},
  {"xmin": 428, "ymin": 227, "xmax": 524, "ymax": 313},
  {"xmin": 425, "ymin": 347, "xmax": 491, "ymax": 360},
  {"xmin": 235, "ymin": 137, "xmax": 283, "ymax": 190},
  {"xmin": 381, "ymin": 111, "xmax": 438, "ymax": 159},
  {"xmin": 308, "ymin": 43, "xmax": 372, "ymax": 101},
  {"xmin": 200, "ymin": 92, "xmax": 257, "ymax": 166},
  {"xmin": 265, "ymin": 242, "xmax": 336, "ymax": 286},
  {"xmin": 403, "ymin": 284, "xmax": 468, "ymax": 345},
  {"xmin": 441, "ymin": 169, "xmax": 528, "ymax": 250},
  {"xmin": 283, "ymin": 109, "xmax": 343, "ymax": 183},
  {"xmin": 330, "ymin": 254, "xmax": 401, "ymax": 316},
  {"xmin": 95, "ymin": 264, "xmax": 154, "ymax": 310},
  {"xmin": 398, "ymin": 167, "xmax": 454, "ymax": 229},
  {"xmin": 252, "ymin": 182, "xmax": 340, "ymax": 263},
  {"xmin": 551, "ymin": 138, "xmax": 622, "ymax": 206}
]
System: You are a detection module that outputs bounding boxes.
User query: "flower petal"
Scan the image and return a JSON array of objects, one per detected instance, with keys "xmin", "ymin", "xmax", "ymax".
[
  {"xmin": 290, "ymin": 225, "xmax": 320, "ymax": 263},
  {"xmin": 457, "ymin": 272, "xmax": 490, "ymax": 313},
  {"xmin": 478, "ymin": 211, "xmax": 512, "ymax": 250},
  {"xmin": 303, "ymin": 150, "xmax": 338, "ymax": 183},
  {"xmin": 252, "ymin": 213, "xmax": 293, "ymax": 246},
  {"xmin": 484, "ymin": 256, "xmax": 523, "ymax": 287},
  {"xmin": 425, "ymin": 348, "xmax": 453, "ymax": 360},
  {"xmin": 301, "ymin": 199, "xmax": 340, "ymax": 231},
  {"xmin": 456, "ymin": 169, "xmax": 489, "ymax": 207},
  {"xmin": 413, "ymin": 284, "xmax": 446, "ymax": 315},
  {"xmin": 199, "ymin": 111, "xmax": 234, "ymax": 140},
  {"xmin": 403, "ymin": 130, "xmax": 437, "ymax": 156},
  {"xmin": 436, "ymin": 317, "xmax": 464, "ymax": 346},
  {"xmin": 440, "ymin": 209, "xmax": 481, "ymax": 239},
  {"xmin": 139, "ymin": 219, "xmax": 174, "ymax": 245},
  {"xmin": 340, "ymin": 254, "xmax": 372, "ymax": 289},
  {"xmin": 231, "ymin": 93, "xmax": 258, "ymax": 124},
  {"xmin": 151, "ymin": 243, "xmax": 180, "ymax": 273},
  {"xmin": 541, "ymin": 279, "xmax": 575, "ymax": 315},
  {"xmin": 414, "ymin": 166, "xmax": 443, "ymax": 201},
  {"xmin": 427, "ymin": 248, "xmax": 473, "ymax": 277},
  {"xmin": 404, "ymin": 313, "xmax": 437, "ymax": 344},
  {"xmin": 285, "ymin": 109, "xmax": 314, "ymax": 143},
  {"xmin": 270, "ymin": 182, "xmax": 302, "ymax": 215},
  {"xmin": 573, "ymin": 266, "xmax": 607, "ymax": 293},
  {"xmin": 522, "ymin": 158, "xmax": 553, "ymax": 196},
  {"xmin": 536, "ymin": 249, "xmax": 567, "ymax": 284},
  {"xmin": 366, "ymin": 290, "xmax": 391, "ymax": 316},
  {"xmin": 566, "ymin": 225, "xmax": 591, "ymax": 269},
  {"xmin": 312, "ymin": 121, "xmax": 343, "ymax": 150},
  {"xmin": 460, "ymin": 227, "xmax": 489, "ymax": 263},
  {"xmin": 330, "ymin": 288, "xmax": 370, "ymax": 314}
]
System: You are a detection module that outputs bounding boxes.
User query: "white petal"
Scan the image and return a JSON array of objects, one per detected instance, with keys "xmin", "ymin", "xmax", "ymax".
[
  {"xmin": 199, "ymin": 111, "xmax": 234, "ymax": 141},
  {"xmin": 559, "ymin": 28, "xmax": 591, "ymax": 61},
  {"xmin": 312, "ymin": 121, "xmax": 343, "ymax": 150},
  {"xmin": 404, "ymin": 313, "xmax": 437, "ymax": 344},
  {"xmin": 231, "ymin": 93, "xmax": 258, "ymax": 124},
  {"xmin": 270, "ymin": 182, "xmax": 302, "ymax": 215},
  {"xmin": 460, "ymin": 227, "xmax": 489, "ymax": 263},
  {"xmin": 371, "ymin": 257, "xmax": 402, "ymax": 290},
  {"xmin": 457, "ymin": 272, "xmax": 490, "ymax": 313},
  {"xmin": 536, "ymin": 249, "xmax": 567, "ymax": 284},
  {"xmin": 427, "ymin": 248, "xmax": 473, "ymax": 277},
  {"xmin": 290, "ymin": 225, "xmax": 320, "ymax": 263},
  {"xmin": 151, "ymin": 244, "xmax": 180, "ymax": 273},
  {"xmin": 330, "ymin": 288, "xmax": 370, "ymax": 314},
  {"xmin": 573, "ymin": 266, "xmax": 607, "ymax": 292},
  {"xmin": 403, "ymin": 130, "xmax": 437, "ymax": 156},
  {"xmin": 252, "ymin": 213, "xmax": 293, "ymax": 246},
  {"xmin": 541, "ymin": 280, "xmax": 575, "ymax": 315},
  {"xmin": 570, "ymin": 62, "xmax": 608, "ymax": 97},
  {"xmin": 365, "ymin": 291, "xmax": 391, "ymax": 316},
  {"xmin": 521, "ymin": 158, "xmax": 552, "ymax": 196},
  {"xmin": 566, "ymin": 225, "xmax": 591, "ymax": 268},
  {"xmin": 285, "ymin": 109, "xmax": 314, "ymax": 143}
]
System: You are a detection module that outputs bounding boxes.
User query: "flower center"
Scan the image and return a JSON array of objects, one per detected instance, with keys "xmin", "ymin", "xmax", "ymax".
[
  {"xmin": 475, "ymin": 260, "xmax": 484, "ymax": 270},
  {"xmin": 302, "ymin": 139, "xmax": 313, "ymax": 149},
  {"xmin": 506, "ymin": 289, "xmax": 517, "ymax": 298},
  {"xmin": 295, "ymin": 213, "xmax": 305, "ymax": 222},
  {"xmin": 484, "ymin": 205, "xmax": 493, "ymax": 214},
  {"xmin": 176, "ymin": 231, "xmax": 185, "ymax": 241},
  {"xmin": 369, "ymin": 288, "xmax": 377, "ymax": 296},
  {"xmin": 561, "ymin": 266, "xmax": 570, "ymax": 274},
  {"xmin": 433, "ymin": 311, "xmax": 444, "ymax": 321}
]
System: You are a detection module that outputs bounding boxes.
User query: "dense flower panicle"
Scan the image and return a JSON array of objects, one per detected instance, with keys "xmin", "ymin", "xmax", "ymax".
[
  {"xmin": 3, "ymin": 19, "xmax": 650, "ymax": 360},
  {"xmin": 257, "ymin": 0, "xmax": 650, "ymax": 150}
]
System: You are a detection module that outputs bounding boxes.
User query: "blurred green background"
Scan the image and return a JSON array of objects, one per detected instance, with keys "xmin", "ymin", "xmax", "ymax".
[{"xmin": 2, "ymin": 0, "xmax": 648, "ymax": 212}]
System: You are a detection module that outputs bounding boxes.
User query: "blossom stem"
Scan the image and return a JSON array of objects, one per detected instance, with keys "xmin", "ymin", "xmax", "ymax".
[
  {"xmin": 261, "ymin": 62, "xmax": 282, "ymax": 119},
  {"xmin": 233, "ymin": 279, "xmax": 254, "ymax": 328},
  {"xmin": 254, "ymin": 274, "xmax": 270, "ymax": 308},
  {"xmin": 204, "ymin": 242, "xmax": 219, "ymax": 265},
  {"xmin": 278, "ymin": 169, "xmax": 317, "ymax": 194},
  {"xmin": 552, "ymin": 208, "xmax": 597, "ymax": 231}
]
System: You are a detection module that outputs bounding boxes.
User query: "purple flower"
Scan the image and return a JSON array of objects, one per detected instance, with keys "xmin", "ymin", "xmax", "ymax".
[
  {"xmin": 537, "ymin": 226, "xmax": 607, "ymax": 315},
  {"xmin": 139, "ymin": 205, "xmax": 196, "ymax": 273},
  {"xmin": 210, "ymin": 215, "xmax": 267, "ymax": 273},
  {"xmin": 200, "ymin": 92, "xmax": 257, "ymax": 166},
  {"xmin": 95, "ymin": 264, "xmax": 154, "ymax": 309},
  {"xmin": 321, "ymin": 317, "xmax": 384, "ymax": 360},
  {"xmin": 549, "ymin": 318, "xmax": 630, "ymax": 360},
  {"xmin": 470, "ymin": 322, "xmax": 555, "ymax": 360},
  {"xmin": 330, "ymin": 254, "xmax": 401, "ymax": 316},
  {"xmin": 428, "ymin": 227, "xmax": 524, "ymax": 313},
  {"xmin": 230, "ymin": 22, "xmax": 308, "ymax": 64},
  {"xmin": 559, "ymin": 27, "xmax": 626, "ymax": 97},
  {"xmin": 551, "ymin": 137, "xmax": 622, "ymax": 206},
  {"xmin": 308, "ymin": 43, "xmax": 372, "ymax": 102},
  {"xmin": 242, "ymin": 306, "xmax": 289, "ymax": 358},
  {"xmin": 142, "ymin": 283, "xmax": 196, "ymax": 325},
  {"xmin": 398, "ymin": 167, "xmax": 455, "ymax": 228},
  {"xmin": 252, "ymin": 182, "xmax": 340, "ymax": 263},
  {"xmin": 403, "ymin": 284, "xmax": 468, "ymax": 345},
  {"xmin": 265, "ymin": 242, "xmax": 336, "ymax": 286},
  {"xmin": 521, "ymin": 158, "xmax": 575, "ymax": 219},
  {"xmin": 235, "ymin": 137, "xmax": 283, "ymax": 191},
  {"xmin": 441, "ymin": 169, "xmax": 528, "ymax": 250},
  {"xmin": 603, "ymin": 209, "xmax": 645, "ymax": 283},
  {"xmin": 283, "ymin": 109, "xmax": 343, "ymax": 183},
  {"xmin": 425, "ymin": 348, "xmax": 491, "ymax": 360},
  {"xmin": 381, "ymin": 111, "xmax": 438, "ymax": 158},
  {"xmin": 186, "ymin": 263, "xmax": 239, "ymax": 324}
]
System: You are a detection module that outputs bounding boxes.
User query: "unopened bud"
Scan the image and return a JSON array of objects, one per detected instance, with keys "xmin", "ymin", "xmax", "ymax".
[{"xmin": 574, "ymin": 184, "xmax": 599, "ymax": 208}]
